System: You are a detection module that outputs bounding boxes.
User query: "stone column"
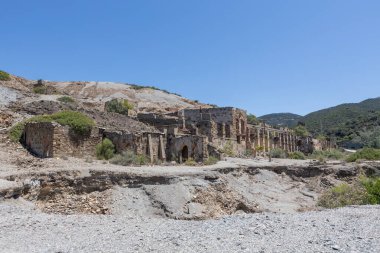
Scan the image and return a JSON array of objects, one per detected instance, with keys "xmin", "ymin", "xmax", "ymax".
[
  {"xmin": 147, "ymin": 134, "xmax": 154, "ymax": 163},
  {"xmin": 266, "ymin": 129, "xmax": 271, "ymax": 152},
  {"xmin": 284, "ymin": 133, "xmax": 288, "ymax": 152}
]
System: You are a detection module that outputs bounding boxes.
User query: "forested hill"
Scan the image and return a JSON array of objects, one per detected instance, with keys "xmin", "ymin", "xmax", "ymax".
[
  {"xmin": 258, "ymin": 113, "xmax": 302, "ymax": 128},
  {"xmin": 302, "ymin": 97, "xmax": 380, "ymax": 148},
  {"xmin": 258, "ymin": 97, "xmax": 380, "ymax": 149}
]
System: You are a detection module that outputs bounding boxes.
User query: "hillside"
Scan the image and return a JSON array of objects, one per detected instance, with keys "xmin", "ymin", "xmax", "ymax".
[
  {"xmin": 302, "ymin": 98, "xmax": 380, "ymax": 134},
  {"xmin": 0, "ymin": 72, "xmax": 210, "ymax": 131},
  {"xmin": 302, "ymin": 97, "xmax": 380, "ymax": 148},
  {"xmin": 258, "ymin": 113, "xmax": 302, "ymax": 128},
  {"xmin": 0, "ymin": 73, "xmax": 209, "ymax": 113}
]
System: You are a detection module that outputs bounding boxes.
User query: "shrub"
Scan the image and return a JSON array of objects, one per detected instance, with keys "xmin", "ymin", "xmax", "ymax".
[
  {"xmin": 57, "ymin": 96, "xmax": 75, "ymax": 103},
  {"xmin": 0, "ymin": 70, "xmax": 11, "ymax": 81},
  {"xmin": 317, "ymin": 182, "xmax": 371, "ymax": 208},
  {"xmin": 105, "ymin": 99, "xmax": 134, "ymax": 115},
  {"xmin": 185, "ymin": 158, "xmax": 198, "ymax": 166},
  {"xmin": 360, "ymin": 176, "xmax": 380, "ymax": 204},
  {"xmin": 50, "ymin": 111, "xmax": 95, "ymax": 135},
  {"xmin": 270, "ymin": 148, "xmax": 287, "ymax": 158},
  {"xmin": 256, "ymin": 146, "xmax": 264, "ymax": 152},
  {"xmin": 221, "ymin": 140, "xmax": 235, "ymax": 157},
  {"xmin": 204, "ymin": 156, "xmax": 219, "ymax": 165},
  {"xmin": 33, "ymin": 86, "xmax": 47, "ymax": 94},
  {"xmin": 247, "ymin": 114, "xmax": 260, "ymax": 125},
  {"xmin": 288, "ymin": 151, "xmax": 305, "ymax": 160},
  {"xmin": 293, "ymin": 125, "xmax": 309, "ymax": 137},
  {"xmin": 346, "ymin": 148, "xmax": 380, "ymax": 162},
  {"xmin": 110, "ymin": 150, "xmax": 149, "ymax": 166},
  {"xmin": 309, "ymin": 149, "xmax": 345, "ymax": 161},
  {"xmin": 96, "ymin": 138, "xmax": 115, "ymax": 160},
  {"xmin": 8, "ymin": 111, "xmax": 95, "ymax": 142}
]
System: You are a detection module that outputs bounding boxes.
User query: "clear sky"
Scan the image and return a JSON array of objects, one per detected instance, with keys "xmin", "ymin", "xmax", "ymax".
[{"xmin": 1, "ymin": 0, "xmax": 380, "ymax": 116}]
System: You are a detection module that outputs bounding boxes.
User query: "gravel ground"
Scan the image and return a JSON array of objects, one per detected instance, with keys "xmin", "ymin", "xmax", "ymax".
[{"xmin": 0, "ymin": 203, "xmax": 379, "ymax": 253}]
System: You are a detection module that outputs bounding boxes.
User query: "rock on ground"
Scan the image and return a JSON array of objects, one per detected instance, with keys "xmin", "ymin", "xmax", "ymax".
[{"xmin": 0, "ymin": 203, "xmax": 378, "ymax": 253}]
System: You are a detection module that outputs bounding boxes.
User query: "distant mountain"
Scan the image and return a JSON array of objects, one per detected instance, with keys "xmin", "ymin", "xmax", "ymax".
[{"xmin": 258, "ymin": 113, "xmax": 302, "ymax": 128}]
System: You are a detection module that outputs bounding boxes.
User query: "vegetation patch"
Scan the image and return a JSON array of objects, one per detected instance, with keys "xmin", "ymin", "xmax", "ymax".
[
  {"xmin": 293, "ymin": 125, "xmax": 309, "ymax": 137},
  {"xmin": 129, "ymin": 83, "xmax": 181, "ymax": 96},
  {"xmin": 57, "ymin": 96, "xmax": 75, "ymax": 103},
  {"xmin": 221, "ymin": 140, "xmax": 235, "ymax": 157},
  {"xmin": 309, "ymin": 149, "xmax": 346, "ymax": 161},
  {"xmin": 247, "ymin": 114, "xmax": 260, "ymax": 125},
  {"xmin": 204, "ymin": 156, "xmax": 219, "ymax": 165},
  {"xmin": 185, "ymin": 158, "xmax": 198, "ymax": 166},
  {"xmin": 0, "ymin": 70, "xmax": 11, "ymax": 81},
  {"xmin": 9, "ymin": 111, "xmax": 95, "ymax": 142},
  {"xmin": 95, "ymin": 138, "xmax": 115, "ymax": 160},
  {"xmin": 33, "ymin": 86, "xmax": 47, "ymax": 94},
  {"xmin": 318, "ymin": 176, "xmax": 380, "ymax": 208},
  {"xmin": 288, "ymin": 151, "xmax": 305, "ymax": 160},
  {"xmin": 105, "ymin": 99, "xmax": 134, "ymax": 115},
  {"xmin": 346, "ymin": 148, "xmax": 380, "ymax": 162},
  {"xmin": 270, "ymin": 148, "xmax": 287, "ymax": 159},
  {"xmin": 110, "ymin": 150, "xmax": 149, "ymax": 166}
]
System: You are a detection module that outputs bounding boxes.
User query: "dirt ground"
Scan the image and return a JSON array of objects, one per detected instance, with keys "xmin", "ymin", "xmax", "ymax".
[{"xmin": 1, "ymin": 135, "xmax": 375, "ymax": 220}]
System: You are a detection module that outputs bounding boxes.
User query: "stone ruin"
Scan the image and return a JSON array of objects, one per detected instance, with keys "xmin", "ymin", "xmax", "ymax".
[{"xmin": 22, "ymin": 107, "xmax": 335, "ymax": 163}]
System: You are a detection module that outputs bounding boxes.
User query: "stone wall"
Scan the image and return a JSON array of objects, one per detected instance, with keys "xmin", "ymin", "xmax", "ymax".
[
  {"xmin": 168, "ymin": 135, "xmax": 208, "ymax": 162},
  {"xmin": 23, "ymin": 122, "xmax": 55, "ymax": 158},
  {"xmin": 103, "ymin": 130, "xmax": 166, "ymax": 163},
  {"xmin": 53, "ymin": 126, "xmax": 102, "ymax": 158},
  {"xmin": 23, "ymin": 122, "xmax": 101, "ymax": 158}
]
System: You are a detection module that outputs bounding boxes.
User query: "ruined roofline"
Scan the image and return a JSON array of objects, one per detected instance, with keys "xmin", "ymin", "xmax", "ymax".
[{"xmin": 181, "ymin": 106, "xmax": 246, "ymax": 113}]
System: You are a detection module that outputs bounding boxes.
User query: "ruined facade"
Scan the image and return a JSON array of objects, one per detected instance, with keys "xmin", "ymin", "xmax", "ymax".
[
  {"xmin": 23, "ymin": 122, "xmax": 101, "ymax": 158},
  {"xmin": 22, "ymin": 107, "xmax": 335, "ymax": 163}
]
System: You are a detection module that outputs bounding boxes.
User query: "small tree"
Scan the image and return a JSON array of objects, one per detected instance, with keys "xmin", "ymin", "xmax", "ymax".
[
  {"xmin": 96, "ymin": 138, "xmax": 115, "ymax": 160},
  {"xmin": 0, "ymin": 70, "xmax": 11, "ymax": 81},
  {"xmin": 105, "ymin": 99, "xmax": 134, "ymax": 115},
  {"xmin": 247, "ymin": 114, "xmax": 259, "ymax": 125},
  {"xmin": 294, "ymin": 125, "xmax": 309, "ymax": 137}
]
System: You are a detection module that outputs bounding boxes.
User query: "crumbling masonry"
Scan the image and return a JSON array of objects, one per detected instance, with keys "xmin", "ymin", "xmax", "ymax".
[{"xmin": 22, "ymin": 107, "xmax": 334, "ymax": 162}]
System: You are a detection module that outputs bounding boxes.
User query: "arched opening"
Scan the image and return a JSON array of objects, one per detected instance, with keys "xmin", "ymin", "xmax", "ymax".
[{"xmin": 181, "ymin": 145, "xmax": 189, "ymax": 162}]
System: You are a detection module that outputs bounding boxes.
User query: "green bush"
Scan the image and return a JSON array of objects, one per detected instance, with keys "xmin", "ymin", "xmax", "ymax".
[
  {"xmin": 110, "ymin": 150, "xmax": 149, "ymax": 166},
  {"xmin": 309, "ymin": 149, "xmax": 345, "ymax": 160},
  {"xmin": 221, "ymin": 141, "xmax": 235, "ymax": 157},
  {"xmin": 95, "ymin": 138, "xmax": 115, "ymax": 160},
  {"xmin": 105, "ymin": 99, "xmax": 134, "ymax": 115},
  {"xmin": 50, "ymin": 111, "xmax": 95, "ymax": 135},
  {"xmin": 8, "ymin": 111, "xmax": 95, "ymax": 142},
  {"xmin": 318, "ymin": 176, "xmax": 380, "ymax": 208},
  {"xmin": 247, "ymin": 114, "xmax": 259, "ymax": 125},
  {"xmin": 57, "ymin": 96, "xmax": 75, "ymax": 103},
  {"xmin": 185, "ymin": 158, "xmax": 198, "ymax": 166},
  {"xmin": 361, "ymin": 176, "xmax": 380, "ymax": 204},
  {"xmin": 204, "ymin": 156, "xmax": 219, "ymax": 165},
  {"xmin": 0, "ymin": 70, "xmax": 11, "ymax": 81},
  {"xmin": 317, "ymin": 182, "xmax": 371, "ymax": 208},
  {"xmin": 288, "ymin": 151, "xmax": 305, "ymax": 160},
  {"xmin": 346, "ymin": 148, "xmax": 380, "ymax": 162},
  {"xmin": 293, "ymin": 125, "xmax": 309, "ymax": 137},
  {"xmin": 33, "ymin": 86, "xmax": 47, "ymax": 94},
  {"xmin": 270, "ymin": 148, "xmax": 287, "ymax": 158}
]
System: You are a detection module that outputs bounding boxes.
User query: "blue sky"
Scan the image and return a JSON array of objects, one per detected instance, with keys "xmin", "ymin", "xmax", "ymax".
[{"xmin": 1, "ymin": 0, "xmax": 380, "ymax": 116}]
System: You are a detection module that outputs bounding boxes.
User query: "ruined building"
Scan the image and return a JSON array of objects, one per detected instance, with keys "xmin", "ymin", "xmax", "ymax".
[{"xmin": 22, "ymin": 107, "xmax": 333, "ymax": 163}]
